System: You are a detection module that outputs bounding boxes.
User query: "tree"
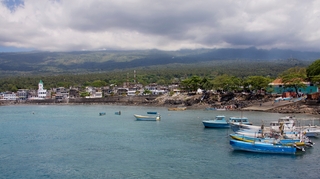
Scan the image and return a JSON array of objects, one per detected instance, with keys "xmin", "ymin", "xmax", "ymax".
[
  {"xmin": 279, "ymin": 67, "xmax": 307, "ymax": 95},
  {"xmin": 245, "ymin": 76, "xmax": 272, "ymax": 92},
  {"xmin": 212, "ymin": 74, "xmax": 240, "ymax": 92},
  {"xmin": 180, "ymin": 76, "xmax": 202, "ymax": 93},
  {"xmin": 306, "ymin": 59, "xmax": 320, "ymax": 83},
  {"xmin": 199, "ymin": 77, "xmax": 213, "ymax": 91},
  {"xmin": 92, "ymin": 80, "xmax": 107, "ymax": 87}
]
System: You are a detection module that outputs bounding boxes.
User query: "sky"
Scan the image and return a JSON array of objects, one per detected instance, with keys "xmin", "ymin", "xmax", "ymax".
[{"xmin": 1, "ymin": 0, "xmax": 320, "ymax": 52}]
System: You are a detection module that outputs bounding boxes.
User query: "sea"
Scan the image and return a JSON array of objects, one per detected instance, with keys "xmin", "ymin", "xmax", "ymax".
[{"xmin": 1, "ymin": 104, "xmax": 320, "ymax": 179}]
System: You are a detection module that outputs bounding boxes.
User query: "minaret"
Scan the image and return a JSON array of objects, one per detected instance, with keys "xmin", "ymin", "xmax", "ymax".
[{"xmin": 38, "ymin": 80, "xmax": 44, "ymax": 91}]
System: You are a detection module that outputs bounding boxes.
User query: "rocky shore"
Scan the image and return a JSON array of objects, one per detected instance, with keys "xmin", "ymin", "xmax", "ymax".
[{"xmin": 1, "ymin": 92, "xmax": 320, "ymax": 115}]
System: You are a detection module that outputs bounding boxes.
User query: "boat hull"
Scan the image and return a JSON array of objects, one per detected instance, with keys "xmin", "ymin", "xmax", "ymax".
[
  {"xmin": 230, "ymin": 139, "xmax": 297, "ymax": 154},
  {"xmin": 202, "ymin": 121, "xmax": 229, "ymax": 128}
]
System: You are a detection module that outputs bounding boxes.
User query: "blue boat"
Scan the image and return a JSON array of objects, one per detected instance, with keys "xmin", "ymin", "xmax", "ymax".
[
  {"xmin": 134, "ymin": 114, "xmax": 161, "ymax": 121},
  {"xmin": 147, "ymin": 112, "xmax": 158, "ymax": 114},
  {"xmin": 203, "ymin": 116, "xmax": 251, "ymax": 128},
  {"xmin": 99, "ymin": 112, "xmax": 106, "ymax": 116},
  {"xmin": 115, "ymin": 111, "xmax": 121, "ymax": 115},
  {"xmin": 229, "ymin": 133, "xmax": 305, "ymax": 146},
  {"xmin": 229, "ymin": 139, "xmax": 300, "ymax": 154}
]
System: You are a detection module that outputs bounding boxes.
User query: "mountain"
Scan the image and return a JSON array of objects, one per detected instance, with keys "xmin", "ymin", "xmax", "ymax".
[{"xmin": 0, "ymin": 47, "xmax": 319, "ymax": 75}]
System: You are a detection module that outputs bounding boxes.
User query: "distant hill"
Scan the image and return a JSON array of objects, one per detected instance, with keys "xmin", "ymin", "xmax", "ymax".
[{"xmin": 0, "ymin": 47, "xmax": 319, "ymax": 75}]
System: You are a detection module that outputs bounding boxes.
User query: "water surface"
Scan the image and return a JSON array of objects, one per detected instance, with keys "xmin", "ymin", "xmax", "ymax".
[{"xmin": 1, "ymin": 105, "xmax": 319, "ymax": 179}]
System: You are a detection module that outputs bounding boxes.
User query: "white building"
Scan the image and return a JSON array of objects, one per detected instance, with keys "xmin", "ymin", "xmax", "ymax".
[
  {"xmin": 37, "ymin": 80, "xmax": 47, "ymax": 99},
  {"xmin": 1, "ymin": 92, "xmax": 17, "ymax": 100}
]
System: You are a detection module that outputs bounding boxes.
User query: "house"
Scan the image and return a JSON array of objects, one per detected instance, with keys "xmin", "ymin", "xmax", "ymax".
[
  {"xmin": 2, "ymin": 92, "xmax": 17, "ymax": 100},
  {"xmin": 144, "ymin": 84, "xmax": 168, "ymax": 95},
  {"xmin": 268, "ymin": 78, "xmax": 318, "ymax": 96},
  {"xmin": 54, "ymin": 87, "xmax": 69, "ymax": 101},
  {"xmin": 117, "ymin": 88, "xmax": 128, "ymax": 96},
  {"xmin": 17, "ymin": 89, "xmax": 28, "ymax": 101},
  {"xmin": 69, "ymin": 88, "xmax": 80, "ymax": 98}
]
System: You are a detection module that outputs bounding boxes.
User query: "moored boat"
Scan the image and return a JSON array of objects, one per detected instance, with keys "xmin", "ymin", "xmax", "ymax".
[
  {"xmin": 229, "ymin": 133, "xmax": 305, "ymax": 146},
  {"xmin": 203, "ymin": 115, "xmax": 229, "ymax": 128},
  {"xmin": 134, "ymin": 114, "xmax": 161, "ymax": 121},
  {"xmin": 168, "ymin": 107, "xmax": 187, "ymax": 111},
  {"xmin": 229, "ymin": 139, "xmax": 302, "ymax": 154},
  {"xmin": 203, "ymin": 116, "xmax": 252, "ymax": 128}
]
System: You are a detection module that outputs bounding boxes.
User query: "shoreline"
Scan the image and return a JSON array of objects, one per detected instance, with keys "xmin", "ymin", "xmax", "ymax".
[{"xmin": 1, "ymin": 95, "xmax": 319, "ymax": 115}]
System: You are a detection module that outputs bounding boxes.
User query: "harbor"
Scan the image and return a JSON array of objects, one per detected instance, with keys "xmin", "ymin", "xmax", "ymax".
[{"xmin": 1, "ymin": 105, "xmax": 319, "ymax": 178}]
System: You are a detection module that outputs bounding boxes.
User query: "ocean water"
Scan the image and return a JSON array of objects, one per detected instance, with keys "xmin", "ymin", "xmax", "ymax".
[{"xmin": 0, "ymin": 105, "xmax": 320, "ymax": 179}]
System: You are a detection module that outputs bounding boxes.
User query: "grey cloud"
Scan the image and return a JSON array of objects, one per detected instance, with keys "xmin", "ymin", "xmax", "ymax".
[{"xmin": 0, "ymin": 0, "xmax": 319, "ymax": 52}]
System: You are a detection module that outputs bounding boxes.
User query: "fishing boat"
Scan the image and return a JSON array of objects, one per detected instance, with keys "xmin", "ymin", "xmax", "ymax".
[
  {"xmin": 203, "ymin": 116, "xmax": 251, "ymax": 128},
  {"xmin": 229, "ymin": 139, "xmax": 303, "ymax": 154},
  {"xmin": 168, "ymin": 107, "xmax": 187, "ymax": 111},
  {"xmin": 134, "ymin": 114, "xmax": 161, "ymax": 121},
  {"xmin": 229, "ymin": 133, "xmax": 305, "ymax": 146},
  {"xmin": 99, "ymin": 112, "xmax": 106, "ymax": 116},
  {"xmin": 203, "ymin": 115, "xmax": 229, "ymax": 128},
  {"xmin": 115, "ymin": 111, "xmax": 121, "ymax": 115}
]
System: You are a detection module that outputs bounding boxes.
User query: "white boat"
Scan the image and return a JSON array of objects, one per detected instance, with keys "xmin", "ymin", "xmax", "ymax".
[{"xmin": 134, "ymin": 114, "xmax": 161, "ymax": 121}]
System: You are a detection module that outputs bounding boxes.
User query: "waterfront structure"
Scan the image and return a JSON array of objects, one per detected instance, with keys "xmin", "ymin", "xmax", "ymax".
[
  {"xmin": 17, "ymin": 89, "xmax": 28, "ymax": 101},
  {"xmin": 37, "ymin": 80, "xmax": 47, "ymax": 99},
  {"xmin": 1, "ymin": 92, "xmax": 17, "ymax": 100},
  {"xmin": 268, "ymin": 78, "xmax": 318, "ymax": 95}
]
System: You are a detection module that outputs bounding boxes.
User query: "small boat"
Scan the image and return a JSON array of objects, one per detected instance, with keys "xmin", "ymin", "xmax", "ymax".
[
  {"xmin": 204, "ymin": 107, "xmax": 226, "ymax": 111},
  {"xmin": 229, "ymin": 139, "xmax": 303, "ymax": 154},
  {"xmin": 147, "ymin": 112, "xmax": 158, "ymax": 114},
  {"xmin": 203, "ymin": 116, "xmax": 251, "ymax": 128},
  {"xmin": 99, "ymin": 112, "xmax": 106, "ymax": 116},
  {"xmin": 168, "ymin": 107, "xmax": 187, "ymax": 111},
  {"xmin": 229, "ymin": 133, "xmax": 305, "ymax": 146},
  {"xmin": 115, "ymin": 111, "xmax": 121, "ymax": 115},
  {"xmin": 134, "ymin": 114, "xmax": 161, "ymax": 121},
  {"xmin": 202, "ymin": 115, "xmax": 229, "ymax": 128}
]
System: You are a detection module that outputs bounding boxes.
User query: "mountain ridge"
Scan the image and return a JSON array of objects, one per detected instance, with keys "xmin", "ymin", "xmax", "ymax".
[{"xmin": 0, "ymin": 47, "xmax": 319, "ymax": 75}]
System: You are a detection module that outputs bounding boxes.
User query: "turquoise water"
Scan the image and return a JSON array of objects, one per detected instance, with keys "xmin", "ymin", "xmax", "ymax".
[{"xmin": 1, "ymin": 105, "xmax": 320, "ymax": 179}]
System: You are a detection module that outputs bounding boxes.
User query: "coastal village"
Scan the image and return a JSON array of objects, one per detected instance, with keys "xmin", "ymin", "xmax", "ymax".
[{"xmin": 1, "ymin": 78, "xmax": 320, "ymax": 115}]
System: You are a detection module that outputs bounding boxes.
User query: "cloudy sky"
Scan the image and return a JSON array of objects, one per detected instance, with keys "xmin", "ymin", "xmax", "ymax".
[{"xmin": 1, "ymin": 0, "xmax": 320, "ymax": 52}]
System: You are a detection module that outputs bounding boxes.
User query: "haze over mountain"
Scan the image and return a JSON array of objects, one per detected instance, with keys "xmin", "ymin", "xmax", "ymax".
[{"xmin": 0, "ymin": 48, "xmax": 319, "ymax": 75}]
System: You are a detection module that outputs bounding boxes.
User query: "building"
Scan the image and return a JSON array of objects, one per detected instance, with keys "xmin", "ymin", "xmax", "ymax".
[
  {"xmin": 268, "ymin": 78, "xmax": 318, "ymax": 96},
  {"xmin": 17, "ymin": 89, "xmax": 28, "ymax": 101},
  {"xmin": 37, "ymin": 80, "xmax": 47, "ymax": 99},
  {"xmin": 1, "ymin": 92, "xmax": 17, "ymax": 100}
]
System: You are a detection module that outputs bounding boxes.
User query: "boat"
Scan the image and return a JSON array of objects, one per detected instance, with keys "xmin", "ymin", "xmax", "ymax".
[
  {"xmin": 147, "ymin": 112, "xmax": 158, "ymax": 114},
  {"xmin": 229, "ymin": 133, "xmax": 305, "ymax": 146},
  {"xmin": 168, "ymin": 107, "xmax": 187, "ymax": 111},
  {"xmin": 115, "ymin": 111, "xmax": 121, "ymax": 115},
  {"xmin": 203, "ymin": 116, "xmax": 251, "ymax": 128},
  {"xmin": 205, "ymin": 107, "xmax": 226, "ymax": 111},
  {"xmin": 134, "ymin": 114, "xmax": 161, "ymax": 121},
  {"xmin": 229, "ymin": 139, "xmax": 303, "ymax": 154},
  {"xmin": 99, "ymin": 112, "xmax": 106, "ymax": 116},
  {"xmin": 203, "ymin": 115, "xmax": 229, "ymax": 128}
]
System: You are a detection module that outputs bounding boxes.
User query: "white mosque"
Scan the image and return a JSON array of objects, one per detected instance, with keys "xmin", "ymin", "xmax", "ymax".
[{"xmin": 37, "ymin": 80, "xmax": 47, "ymax": 99}]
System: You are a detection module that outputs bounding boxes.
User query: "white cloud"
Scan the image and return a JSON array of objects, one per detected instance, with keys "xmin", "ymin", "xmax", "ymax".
[{"xmin": 0, "ymin": 0, "xmax": 320, "ymax": 52}]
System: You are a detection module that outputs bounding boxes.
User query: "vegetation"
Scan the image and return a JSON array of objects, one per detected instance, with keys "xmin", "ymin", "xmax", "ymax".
[
  {"xmin": 306, "ymin": 59, "xmax": 320, "ymax": 83},
  {"xmin": 0, "ymin": 48, "xmax": 319, "ymax": 93},
  {"xmin": 279, "ymin": 67, "xmax": 307, "ymax": 95}
]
